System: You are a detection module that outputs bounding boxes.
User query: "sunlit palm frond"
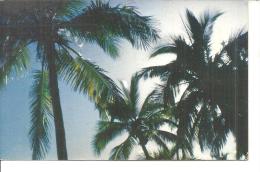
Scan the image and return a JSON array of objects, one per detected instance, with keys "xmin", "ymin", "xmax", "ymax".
[
  {"xmin": 57, "ymin": 46, "xmax": 121, "ymax": 117},
  {"xmin": 29, "ymin": 70, "xmax": 52, "ymax": 160}
]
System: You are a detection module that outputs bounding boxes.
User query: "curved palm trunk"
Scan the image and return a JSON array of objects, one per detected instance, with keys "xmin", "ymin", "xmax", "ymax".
[
  {"xmin": 140, "ymin": 144, "xmax": 151, "ymax": 160},
  {"xmin": 46, "ymin": 42, "xmax": 68, "ymax": 160}
]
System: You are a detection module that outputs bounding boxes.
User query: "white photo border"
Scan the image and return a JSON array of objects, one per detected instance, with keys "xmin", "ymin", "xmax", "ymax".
[{"xmin": 1, "ymin": 1, "xmax": 260, "ymax": 172}]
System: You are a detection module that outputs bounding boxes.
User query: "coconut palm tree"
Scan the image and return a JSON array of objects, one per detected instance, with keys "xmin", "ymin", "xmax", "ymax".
[
  {"xmin": 139, "ymin": 9, "xmax": 248, "ymax": 159},
  {"xmin": 92, "ymin": 73, "xmax": 177, "ymax": 160},
  {"xmin": 0, "ymin": 0, "xmax": 158, "ymax": 160}
]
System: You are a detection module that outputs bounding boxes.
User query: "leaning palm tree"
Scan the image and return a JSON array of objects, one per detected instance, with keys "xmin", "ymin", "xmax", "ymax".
[
  {"xmin": 139, "ymin": 9, "xmax": 248, "ymax": 159},
  {"xmin": 0, "ymin": 0, "xmax": 158, "ymax": 160},
  {"xmin": 92, "ymin": 73, "xmax": 177, "ymax": 160}
]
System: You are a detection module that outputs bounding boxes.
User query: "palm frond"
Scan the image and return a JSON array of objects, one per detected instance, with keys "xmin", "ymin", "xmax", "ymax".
[
  {"xmin": 56, "ymin": 0, "xmax": 86, "ymax": 20},
  {"xmin": 185, "ymin": 9, "xmax": 222, "ymax": 63},
  {"xmin": 150, "ymin": 44, "xmax": 177, "ymax": 58},
  {"xmin": 29, "ymin": 70, "xmax": 52, "ymax": 160},
  {"xmin": 129, "ymin": 73, "xmax": 140, "ymax": 115},
  {"xmin": 155, "ymin": 130, "xmax": 178, "ymax": 143},
  {"xmin": 223, "ymin": 30, "xmax": 248, "ymax": 65},
  {"xmin": 92, "ymin": 120, "xmax": 126, "ymax": 155},
  {"xmin": 0, "ymin": 43, "xmax": 30, "ymax": 88},
  {"xmin": 211, "ymin": 117, "xmax": 230, "ymax": 156},
  {"xmin": 139, "ymin": 90, "xmax": 165, "ymax": 117},
  {"xmin": 63, "ymin": 0, "xmax": 159, "ymax": 58},
  {"xmin": 151, "ymin": 148, "xmax": 173, "ymax": 160},
  {"xmin": 109, "ymin": 136, "xmax": 137, "ymax": 160},
  {"xmin": 57, "ymin": 46, "xmax": 122, "ymax": 117},
  {"xmin": 138, "ymin": 63, "xmax": 172, "ymax": 80},
  {"xmin": 197, "ymin": 103, "xmax": 215, "ymax": 151},
  {"xmin": 185, "ymin": 9, "xmax": 223, "ymax": 45},
  {"xmin": 152, "ymin": 135, "xmax": 169, "ymax": 152}
]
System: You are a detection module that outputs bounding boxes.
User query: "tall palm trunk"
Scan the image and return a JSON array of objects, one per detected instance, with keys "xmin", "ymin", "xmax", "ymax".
[
  {"xmin": 46, "ymin": 42, "xmax": 68, "ymax": 160},
  {"xmin": 140, "ymin": 144, "xmax": 151, "ymax": 160}
]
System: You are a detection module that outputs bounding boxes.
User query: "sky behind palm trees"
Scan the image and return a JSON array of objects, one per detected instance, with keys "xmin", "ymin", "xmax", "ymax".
[{"xmin": 0, "ymin": 0, "xmax": 248, "ymax": 160}]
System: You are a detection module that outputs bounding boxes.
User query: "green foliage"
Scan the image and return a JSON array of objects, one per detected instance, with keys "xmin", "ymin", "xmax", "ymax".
[
  {"xmin": 29, "ymin": 70, "xmax": 52, "ymax": 160},
  {"xmin": 1, "ymin": 0, "xmax": 159, "ymax": 159},
  {"xmin": 65, "ymin": 0, "xmax": 159, "ymax": 58},
  {"xmin": 139, "ymin": 9, "xmax": 248, "ymax": 159},
  {"xmin": 57, "ymin": 46, "xmax": 121, "ymax": 114},
  {"xmin": 0, "ymin": 42, "xmax": 30, "ymax": 88},
  {"xmin": 109, "ymin": 136, "xmax": 137, "ymax": 160},
  {"xmin": 93, "ymin": 73, "xmax": 177, "ymax": 160},
  {"xmin": 92, "ymin": 121, "xmax": 126, "ymax": 155}
]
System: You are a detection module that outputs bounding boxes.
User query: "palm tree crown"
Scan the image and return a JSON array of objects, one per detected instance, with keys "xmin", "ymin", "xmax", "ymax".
[
  {"xmin": 139, "ymin": 9, "xmax": 248, "ymax": 159},
  {"xmin": 0, "ymin": 0, "xmax": 159, "ymax": 160},
  {"xmin": 93, "ymin": 73, "xmax": 177, "ymax": 160}
]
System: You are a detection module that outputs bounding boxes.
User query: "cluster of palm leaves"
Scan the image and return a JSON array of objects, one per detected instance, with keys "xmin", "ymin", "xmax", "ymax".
[
  {"xmin": 138, "ymin": 10, "xmax": 248, "ymax": 159},
  {"xmin": 0, "ymin": 0, "xmax": 158, "ymax": 160},
  {"xmin": 0, "ymin": 0, "xmax": 247, "ymax": 160},
  {"xmin": 93, "ymin": 10, "xmax": 248, "ymax": 160},
  {"xmin": 93, "ymin": 73, "xmax": 178, "ymax": 160}
]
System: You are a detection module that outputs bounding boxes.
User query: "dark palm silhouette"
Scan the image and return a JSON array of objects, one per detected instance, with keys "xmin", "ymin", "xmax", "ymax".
[
  {"xmin": 139, "ymin": 9, "xmax": 248, "ymax": 159},
  {"xmin": 93, "ymin": 73, "xmax": 177, "ymax": 160},
  {"xmin": 0, "ymin": 0, "xmax": 158, "ymax": 160}
]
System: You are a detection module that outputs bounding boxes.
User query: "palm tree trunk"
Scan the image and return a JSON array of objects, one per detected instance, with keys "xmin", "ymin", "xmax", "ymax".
[
  {"xmin": 140, "ymin": 144, "xmax": 151, "ymax": 160},
  {"xmin": 46, "ymin": 42, "xmax": 68, "ymax": 160}
]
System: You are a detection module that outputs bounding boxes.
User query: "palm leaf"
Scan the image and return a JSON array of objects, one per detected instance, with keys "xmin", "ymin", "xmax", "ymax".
[
  {"xmin": 57, "ymin": 46, "xmax": 122, "ymax": 117},
  {"xmin": 138, "ymin": 63, "xmax": 172, "ymax": 80},
  {"xmin": 63, "ymin": 0, "xmax": 159, "ymax": 58},
  {"xmin": 150, "ymin": 44, "xmax": 177, "ymax": 58},
  {"xmin": 92, "ymin": 120, "xmax": 126, "ymax": 155},
  {"xmin": 29, "ymin": 70, "xmax": 52, "ymax": 160},
  {"xmin": 0, "ymin": 42, "xmax": 30, "ymax": 88},
  {"xmin": 129, "ymin": 73, "xmax": 140, "ymax": 115},
  {"xmin": 109, "ymin": 136, "xmax": 137, "ymax": 160}
]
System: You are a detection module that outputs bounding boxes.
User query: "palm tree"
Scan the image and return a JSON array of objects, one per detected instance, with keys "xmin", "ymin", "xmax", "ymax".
[
  {"xmin": 0, "ymin": 0, "xmax": 159, "ymax": 160},
  {"xmin": 139, "ymin": 9, "xmax": 248, "ymax": 159},
  {"xmin": 92, "ymin": 73, "xmax": 177, "ymax": 160}
]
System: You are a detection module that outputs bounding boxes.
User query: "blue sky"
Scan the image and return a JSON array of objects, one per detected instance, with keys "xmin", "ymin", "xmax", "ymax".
[{"xmin": 0, "ymin": 0, "xmax": 248, "ymax": 160}]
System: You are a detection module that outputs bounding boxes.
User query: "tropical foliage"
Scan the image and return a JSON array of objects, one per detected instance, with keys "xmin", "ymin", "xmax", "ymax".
[
  {"xmin": 0, "ymin": 0, "xmax": 247, "ymax": 161},
  {"xmin": 0, "ymin": 0, "xmax": 158, "ymax": 160},
  {"xmin": 93, "ymin": 74, "xmax": 177, "ymax": 160},
  {"xmin": 139, "ymin": 9, "xmax": 248, "ymax": 159}
]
